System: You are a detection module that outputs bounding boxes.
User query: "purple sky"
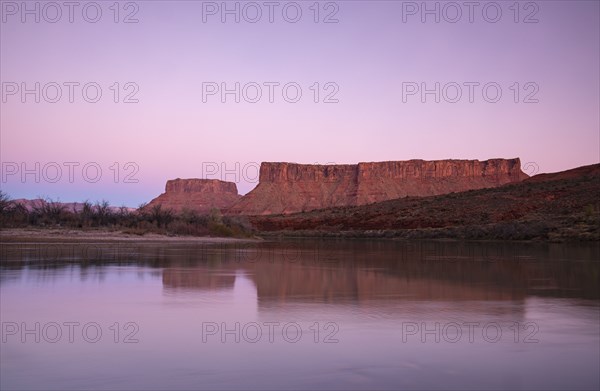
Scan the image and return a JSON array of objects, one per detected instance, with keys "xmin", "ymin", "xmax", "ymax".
[{"xmin": 1, "ymin": 0, "xmax": 599, "ymax": 206}]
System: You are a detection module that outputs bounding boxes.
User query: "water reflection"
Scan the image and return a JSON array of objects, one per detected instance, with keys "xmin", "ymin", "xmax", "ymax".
[
  {"xmin": 1, "ymin": 239, "xmax": 598, "ymax": 390},
  {"xmin": 2, "ymin": 240, "xmax": 599, "ymax": 301}
]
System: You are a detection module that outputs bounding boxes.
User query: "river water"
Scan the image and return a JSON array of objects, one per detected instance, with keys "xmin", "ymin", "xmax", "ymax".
[{"xmin": 1, "ymin": 239, "xmax": 598, "ymax": 390}]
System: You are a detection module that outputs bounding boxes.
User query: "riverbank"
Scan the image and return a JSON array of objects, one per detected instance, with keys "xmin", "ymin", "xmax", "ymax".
[
  {"xmin": 256, "ymin": 222, "xmax": 598, "ymax": 242},
  {"xmin": 0, "ymin": 228, "xmax": 261, "ymax": 243}
]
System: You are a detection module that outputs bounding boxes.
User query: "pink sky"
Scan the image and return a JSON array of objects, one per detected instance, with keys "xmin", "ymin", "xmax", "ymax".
[{"xmin": 1, "ymin": 1, "xmax": 598, "ymax": 206}]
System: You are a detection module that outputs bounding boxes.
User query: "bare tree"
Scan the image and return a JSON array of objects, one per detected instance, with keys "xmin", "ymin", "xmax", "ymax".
[
  {"xmin": 32, "ymin": 197, "xmax": 66, "ymax": 225},
  {"xmin": 0, "ymin": 191, "xmax": 11, "ymax": 214},
  {"xmin": 94, "ymin": 200, "xmax": 112, "ymax": 226},
  {"xmin": 150, "ymin": 204, "xmax": 173, "ymax": 228}
]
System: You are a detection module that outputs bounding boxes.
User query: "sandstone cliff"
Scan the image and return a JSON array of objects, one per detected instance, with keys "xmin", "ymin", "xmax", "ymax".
[
  {"xmin": 248, "ymin": 163, "xmax": 600, "ymax": 241},
  {"xmin": 228, "ymin": 158, "xmax": 528, "ymax": 215},
  {"xmin": 146, "ymin": 178, "xmax": 240, "ymax": 213}
]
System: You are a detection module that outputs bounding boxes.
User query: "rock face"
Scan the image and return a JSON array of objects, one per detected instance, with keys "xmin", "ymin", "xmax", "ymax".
[
  {"xmin": 228, "ymin": 158, "xmax": 528, "ymax": 215},
  {"xmin": 147, "ymin": 178, "xmax": 240, "ymax": 213}
]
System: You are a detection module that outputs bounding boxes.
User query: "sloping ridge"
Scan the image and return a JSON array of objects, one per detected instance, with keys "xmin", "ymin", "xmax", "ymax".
[{"xmin": 524, "ymin": 164, "xmax": 600, "ymax": 183}]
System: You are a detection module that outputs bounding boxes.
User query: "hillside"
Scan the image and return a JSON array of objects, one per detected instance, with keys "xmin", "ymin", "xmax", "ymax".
[{"xmin": 249, "ymin": 164, "xmax": 600, "ymax": 241}]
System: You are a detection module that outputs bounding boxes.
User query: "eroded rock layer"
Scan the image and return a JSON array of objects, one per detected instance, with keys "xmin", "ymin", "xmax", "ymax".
[
  {"xmin": 228, "ymin": 158, "xmax": 528, "ymax": 215},
  {"xmin": 147, "ymin": 178, "xmax": 240, "ymax": 213}
]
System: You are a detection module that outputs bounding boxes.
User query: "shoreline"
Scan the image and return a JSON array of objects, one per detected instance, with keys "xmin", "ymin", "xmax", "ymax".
[
  {"xmin": 2, "ymin": 226, "xmax": 596, "ymax": 243},
  {"xmin": 0, "ymin": 228, "xmax": 261, "ymax": 244},
  {"xmin": 255, "ymin": 226, "xmax": 599, "ymax": 242}
]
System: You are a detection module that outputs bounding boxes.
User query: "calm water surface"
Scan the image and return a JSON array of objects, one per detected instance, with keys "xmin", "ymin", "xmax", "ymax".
[{"xmin": 1, "ymin": 239, "xmax": 599, "ymax": 390}]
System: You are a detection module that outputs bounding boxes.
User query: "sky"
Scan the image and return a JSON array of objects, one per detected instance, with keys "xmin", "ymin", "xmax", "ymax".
[{"xmin": 1, "ymin": 0, "xmax": 599, "ymax": 206}]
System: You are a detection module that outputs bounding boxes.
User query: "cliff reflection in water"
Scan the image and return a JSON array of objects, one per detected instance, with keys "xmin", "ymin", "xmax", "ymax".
[
  {"xmin": 2, "ymin": 239, "xmax": 599, "ymax": 390},
  {"xmin": 159, "ymin": 240, "xmax": 599, "ymax": 303},
  {"xmin": 2, "ymin": 240, "xmax": 598, "ymax": 302}
]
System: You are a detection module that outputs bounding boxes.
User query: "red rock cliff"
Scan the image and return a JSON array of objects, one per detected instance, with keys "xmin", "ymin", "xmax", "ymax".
[
  {"xmin": 147, "ymin": 178, "xmax": 240, "ymax": 213},
  {"xmin": 228, "ymin": 158, "xmax": 528, "ymax": 215}
]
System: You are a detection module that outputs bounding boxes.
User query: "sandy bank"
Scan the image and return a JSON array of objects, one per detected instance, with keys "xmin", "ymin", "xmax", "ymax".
[{"xmin": 0, "ymin": 228, "xmax": 260, "ymax": 244}]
